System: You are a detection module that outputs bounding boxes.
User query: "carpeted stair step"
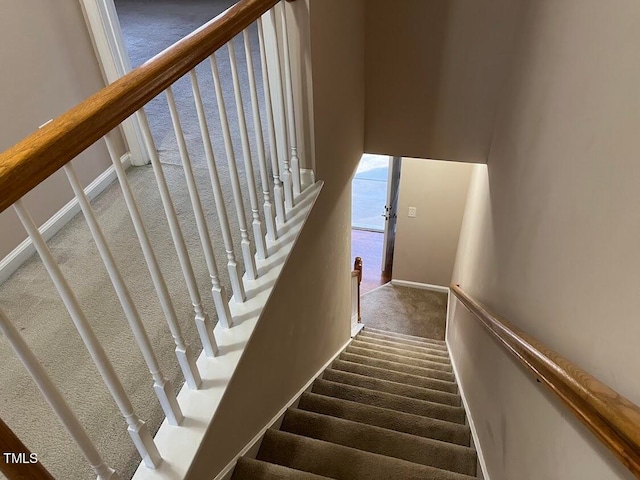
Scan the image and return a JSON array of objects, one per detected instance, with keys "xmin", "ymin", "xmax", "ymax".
[
  {"xmin": 359, "ymin": 330, "xmax": 449, "ymax": 351},
  {"xmin": 281, "ymin": 409, "xmax": 477, "ymax": 476},
  {"xmin": 298, "ymin": 392, "xmax": 470, "ymax": 446},
  {"xmin": 341, "ymin": 352, "xmax": 457, "ymax": 383},
  {"xmin": 232, "ymin": 457, "xmax": 331, "ymax": 479},
  {"xmin": 352, "ymin": 339, "xmax": 452, "ymax": 365},
  {"xmin": 355, "ymin": 334, "xmax": 451, "ymax": 358},
  {"xmin": 346, "ymin": 345, "xmax": 454, "ymax": 374},
  {"xmin": 322, "ymin": 368, "xmax": 460, "ymax": 406},
  {"xmin": 332, "ymin": 359, "xmax": 458, "ymax": 394},
  {"xmin": 312, "ymin": 379, "xmax": 466, "ymax": 424},
  {"xmin": 257, "ymin": 429, "xmax": 475, "ymax": 480},
  {"xmin": 366, "ymin": 327, "xmax": 447, "ymax": 346}
]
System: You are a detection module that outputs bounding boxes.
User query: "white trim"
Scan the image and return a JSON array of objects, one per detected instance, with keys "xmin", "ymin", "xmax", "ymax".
[
  {"xmin": 79, "ymin": 0, "xmax": 149, "ymax": 165},
  {"xmin": 447, "ymin": 337, "xmax": 491, "ymax": 480},
  {"xmin": 360, "ymin": 281, "xmax": 392, "ymax": 298},
  {"xmin": 351, "ymin": 322, "xmax": 365, "ymax": 338},
  {"xmin": 390, "ymin": 279, "xmax": 450, "ymax": 294},
  {"xmin": 0, "ymin": 154, "xmax": 131, "ymax": 285},
  {"xmin": 213, "ymin": 334, "xmax": 352, "ymax": 480}
]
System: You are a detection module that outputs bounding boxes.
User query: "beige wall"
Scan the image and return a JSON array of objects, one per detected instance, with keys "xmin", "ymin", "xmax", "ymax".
[
  {"xmin": 392, "ymin": 158, "xmax": 473, "ymax": 287},
  {"xmin": 449, "ymin": 1, "xmax": 640, "ymax": 478},
  {"xmin": 0, "ymin": 1, "xmax": 114, "ymax": 261},
  {"xmin": 364, "ymin": 0, "xmax": 527, "ymax": 163},
  {"xmin": 187, "ymin": 0, "xmax": 365, "ymax": 476}
]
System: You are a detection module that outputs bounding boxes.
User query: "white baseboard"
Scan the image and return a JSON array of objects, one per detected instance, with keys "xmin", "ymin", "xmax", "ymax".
[
  {"xmin": 447, "ymin": 338, "xmax": 490, "ymax": 480},
  {"xmin": 351, "ymin": 322, "xmax": 365, "ymax": 338},
  {"xmin": 391, "ymin": 279, "xmax": 450, "ymax": 294},
  {"xmin": 0, "ymin": 153, "xmax": 132, "ymax": 285},
  {"xmin": 214, "ymin": 336, "xmax": 353, "ymax": 480}
]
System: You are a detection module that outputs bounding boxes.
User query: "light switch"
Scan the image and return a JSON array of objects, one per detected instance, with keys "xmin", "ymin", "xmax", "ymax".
[{"xmin": 408, "ymin": 207, "xmax": 417, "ymax": 218}]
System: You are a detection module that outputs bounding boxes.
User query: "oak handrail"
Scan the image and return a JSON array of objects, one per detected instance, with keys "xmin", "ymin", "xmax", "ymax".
[
  {"xmin": 450, "ymin": 284, "xmax": 640, "ymax": 477},
  {"xmin": 0, "ymin": 417, "xmax": 55, "ymax": 480},
  {"xmin": 0, "ymin": 0, "xmax": 285, "ymax": 214}
]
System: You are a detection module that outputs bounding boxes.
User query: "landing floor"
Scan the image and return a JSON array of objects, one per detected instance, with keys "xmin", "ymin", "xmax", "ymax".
[{"xmin": 361, "ymin": 284, "xmax": 448, "ymax": 341}]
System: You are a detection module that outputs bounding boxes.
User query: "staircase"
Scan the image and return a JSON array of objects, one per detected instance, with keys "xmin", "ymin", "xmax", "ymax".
[{"xmin": 232, "ymin": 327, "xmax": 478, "ymax": 479}]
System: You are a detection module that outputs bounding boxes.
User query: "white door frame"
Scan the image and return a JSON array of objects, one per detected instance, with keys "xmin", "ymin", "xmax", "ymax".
[
  {"xmin": 80, "ymin": 0, "xmax": 150, "ymax": 166},
  {"xmin": 79, "ymin": 0, "xmax": 288, "ymax": 168}
]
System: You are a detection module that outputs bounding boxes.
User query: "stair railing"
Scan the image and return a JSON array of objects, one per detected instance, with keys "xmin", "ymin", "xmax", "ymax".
[
  {"xmin": 351, "ymin": 257, "xmax": 363, "ymax": 330},
  {"xmin": 450, "ymin": 284, "xmax": 640, "ymax": 477},
  {"xmin": 0, "ymin": 0, "xmax": 308, "ymax": 477}
]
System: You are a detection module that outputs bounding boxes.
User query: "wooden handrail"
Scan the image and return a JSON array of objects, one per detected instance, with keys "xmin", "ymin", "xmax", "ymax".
[
  {"xmin": 450, "ymin": 284, "xmax": 640, "ymax": 476},
  {"xmin": 0, "ymin": 0, "xmax": 284, "ymax": 214},
  {"xmin": 1, "ymin": 417, "xmax": 55, "ymax": 480},
  {"xmin": 353, "ymin": 257, "xmax": 362, "ymax": 323}
]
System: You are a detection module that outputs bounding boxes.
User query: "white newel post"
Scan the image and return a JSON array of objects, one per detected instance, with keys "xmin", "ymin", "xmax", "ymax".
[
  {"xmin": 104, "ymin": 136, "xmax": 202, "ymax": 390},
  {"xmin": 0, "ymin": 308, "xmax": 120, "ymax": 480},
  {"xmin": 64, "ymin": 164, "xmax": 183, "ymax": 426},
  {"xmin": 209, "ymin": 53, "xmax": 259, "ymax": 280},
  {"xmin": 164, "ymin": 86, "xmax": 234, "ymax": 329},
  {"xmin": 279, "ymin": 0, "xmax": 302, "ymax": 197},
  {"xmin": 242, "ymin": 28, "xmax": 278, "ymax": 242},
  {"xmin": 13, "ymin": 200, "xmax": 162, "ymax": 469},
  {"xmin": 136, "ymin": 109, "xmax": 219, "ymax": 357},
  {"xmin": 227, "ymin": 40, "xmax": 268, "ymax": 260},
  {"xmin": 188, "ymin": 70, "xmax": 247, "ymax": 304},
  {"xmin": 268, "ymin": 8, "xmax": 294, "ymax": 210},
  {"xmin": 257, "ymin": 17, "xmax": 286, "ymax": 226}
]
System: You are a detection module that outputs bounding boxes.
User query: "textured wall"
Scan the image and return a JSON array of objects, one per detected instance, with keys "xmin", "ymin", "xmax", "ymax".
[
  {"xmin": 0, "ymin": 1, "xmax": 115, "ymax": 261},
  {"xmin": 364, "ymin": 0, "xmax": 526, "ymax": 163},
  {"xmin": 393, "ymin": 158, "xmax": 473, "ymax": 287},
  {"xmin": 449, "ymin": 1, "xmax": 640, "ymax": 478}
]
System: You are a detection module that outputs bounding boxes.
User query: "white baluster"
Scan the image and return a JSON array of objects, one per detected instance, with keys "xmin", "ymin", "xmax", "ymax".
[
  {"xmin": 209, "ymin": 54, "xmax": 259, "ymax": 280},
  {"xmin": 164, "ymin": 87, "xmax": 234, "ymax": 329},
  {"xmin": 279, "ymin": 1, "xmax": 302, "ymax": 196},
  {"xmin": 136, "ymin": 109, "xmax": 219, "ymax": 357},
  {"xmin": 64, "ymin": 163, "xmax": 183, "ymax": 426},
  {"xmin": 269, "ymin": 8, "xmax": 294, "ymax": 209},
  {"xmin": 242, "ymin": 28, "xmax": 277, "ymax": 242},
  {"xmin": 104, "ymin": 136, "xmax": 201, "ymax": 390},
  {"xmin": 188, "ymin": 70, "xmax": 246, "ymax": 304},
  {"xmin": 0, "ymin": 308, "xmax": 120, "ymax": 480},
  {"xmin": 228, "ymin": 40, "xmax": 268, "ymax": 260},
  {"xmin": 258, "ymin": 17, "xmax": 286, "ymax": 226},
  {"xmin": 13, "ymin": 201, "xmax": 161, "ymax": 469}
]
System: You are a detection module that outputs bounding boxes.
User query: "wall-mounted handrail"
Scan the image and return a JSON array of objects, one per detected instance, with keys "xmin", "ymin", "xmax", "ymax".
[
  {"xmin": 450, "ymin": 284, "xmax": 640, "ymax": 477},
  {"xmin": 0, "ymin": 0, "xmax": 285, "ymax": 214}
]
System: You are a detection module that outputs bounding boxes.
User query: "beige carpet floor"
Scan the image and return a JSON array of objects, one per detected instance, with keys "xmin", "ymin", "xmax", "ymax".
[{"xmin": 361, "ymin": 284, "xmax": 448, "ymax": 341}]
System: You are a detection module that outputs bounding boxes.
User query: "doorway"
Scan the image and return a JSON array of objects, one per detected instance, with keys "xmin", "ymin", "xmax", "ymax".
[{"xmin": 351, "ymin": 154, "xmax": 401, "ymax": 293}]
